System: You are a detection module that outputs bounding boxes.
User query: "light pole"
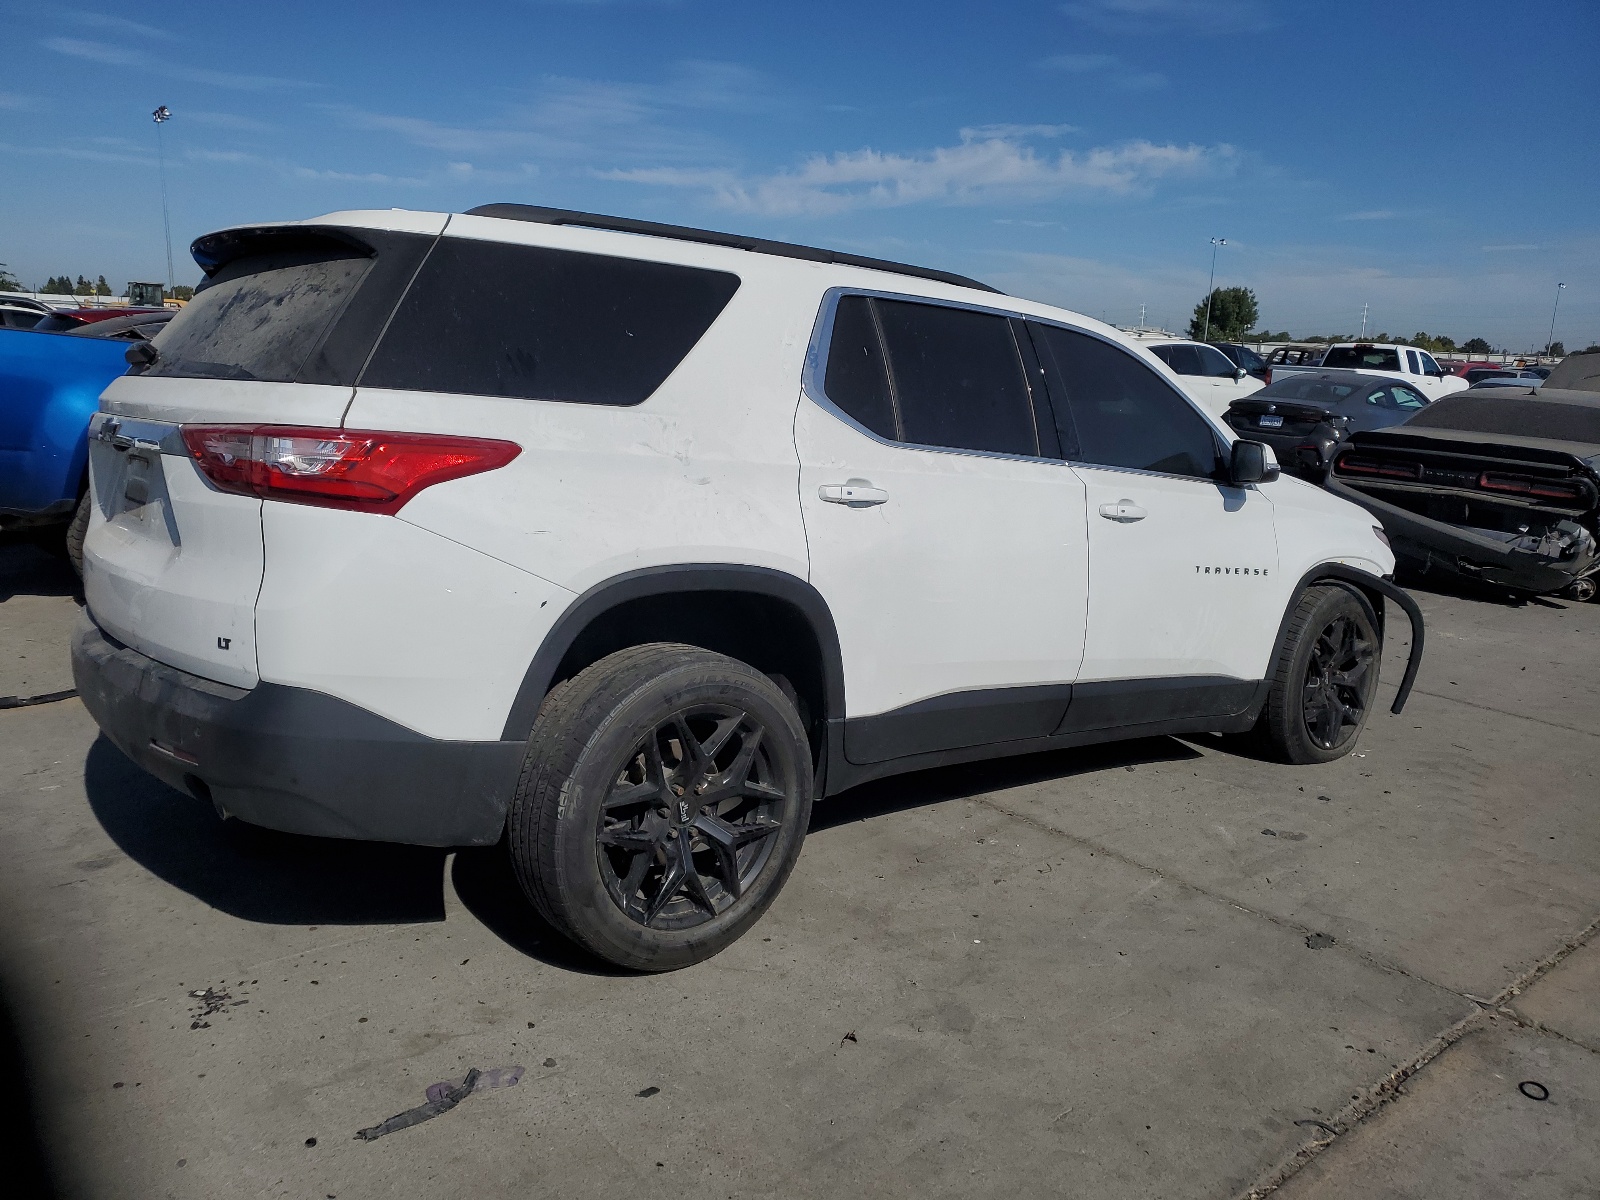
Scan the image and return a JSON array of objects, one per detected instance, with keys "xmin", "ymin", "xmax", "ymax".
[
  {"xmin": 152, "ymin": 105, "xmax": 174, "ymax": 294},
  {"xmin": 1547, "ymin": 282, "xmax": 1566, "ymax": 357},
  {"xmin": 1201, "ymin": 237, "xmax": 1226, "ymax": 342}
]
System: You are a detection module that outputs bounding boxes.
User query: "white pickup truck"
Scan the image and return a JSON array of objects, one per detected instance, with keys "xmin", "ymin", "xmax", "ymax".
[{"xmin": 1271, "ymin": 343, "xmax": 1467, "ymax": 400}]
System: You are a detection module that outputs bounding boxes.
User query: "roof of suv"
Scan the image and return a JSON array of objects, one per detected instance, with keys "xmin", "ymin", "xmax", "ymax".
[{"xmin": 467, "ymin": 204, "xmax": 1003, "ymax": 294}]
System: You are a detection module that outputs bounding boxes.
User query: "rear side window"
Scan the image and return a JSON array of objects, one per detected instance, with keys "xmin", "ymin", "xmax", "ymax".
[
  {"xmin": 822, "ymin": 295, "xmax": 897, "ymax": 439},
  {"xmin": 1158, "ymin": 345, "xmax": 1204, "ymax": 376},
  {"xmin": 1030, "ymin": 323, "xmax": 1220, "ymax": 479},
  {"xmin": 145, "ymin": 242, "xmax": 373, "ymax": 382},
  {"xmin": 1266, "ymin": 379, "xmax": 1359, "ymax": 404},
  {"xmin": 361, "ymin": 238, "xmax": 740, "ymax": 404},
  {"xmin": 873, "ymin": 299, "xmax": 1037, "ymax": 456}
]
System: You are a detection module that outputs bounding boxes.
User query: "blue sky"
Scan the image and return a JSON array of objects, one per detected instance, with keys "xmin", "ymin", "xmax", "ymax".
[{"xmin": 3, "ymin": 0, "xmax": 1596, "ymax": 348}]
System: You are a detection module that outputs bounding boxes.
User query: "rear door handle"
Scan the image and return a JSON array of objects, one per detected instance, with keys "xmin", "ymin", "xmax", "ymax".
[
  {"xmin": 1098, "ymin": 500, "xmax": 1147, "ymax": 523},
  {"xmin": 819, "ymin": 484, "xmax": 888, "ymax": 506}
]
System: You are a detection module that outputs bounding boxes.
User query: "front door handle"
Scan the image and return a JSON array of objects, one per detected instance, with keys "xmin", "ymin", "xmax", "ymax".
[
  {"xmin": 1098, "ymin": 499, "xmax": 1147, "ymax": 523},
  {"xmin": 819, "ymin": 483, "xmax": 888, "ymax": 506}
]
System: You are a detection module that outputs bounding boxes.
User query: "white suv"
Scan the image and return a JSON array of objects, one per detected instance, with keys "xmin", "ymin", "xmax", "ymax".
[
  {"xmin": 73, "ymin": 205, "xmax": 1424, "ymax": 971},
  {"xmin": 1139, "ymin": 338, "xmax": 1263, "ymax": 416}
]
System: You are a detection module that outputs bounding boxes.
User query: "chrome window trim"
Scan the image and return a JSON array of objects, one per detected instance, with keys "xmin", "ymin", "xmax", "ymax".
[{"xmin": 801, "ymin": 286, "xmax": 1232, "ymax": 482}]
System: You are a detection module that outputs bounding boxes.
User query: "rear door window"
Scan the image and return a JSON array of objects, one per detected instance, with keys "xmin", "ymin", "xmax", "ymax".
[
  {"xmin": 821, "ymin": 295, "xmax": 897, "ymax": 440},
  {"xmin": 361, "ymin": 237, "xmax": 740, "ymax": 404},
  {"xmin": 1030, "ymin": 323, "xmax": 1220, "ymax": 479},
  {"xmin": 1323, "ymin": 346, "xmax": 1403, "ymax": 371},
  {"xmin": 1162, "ymin": 345, "xmax": 1204, "ymax": 376},
  {"xmin": 870, "ymin": 299, "xmax": 1038, "ymax": 456}
]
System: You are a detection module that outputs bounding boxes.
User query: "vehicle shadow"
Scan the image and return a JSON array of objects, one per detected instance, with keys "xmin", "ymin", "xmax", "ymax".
[
  {"xmin": 83, "ymin": 737, "xmax": 449, "ymax": 926},
  {"xmin": 811, "ymin": 736, "xmax": 1204, "ymax": 832},
  {"xmin": 450, "ymin": 843, "xmax": 633, "ymax": 977},
  {"xmin": 1396, "ymin": 566, "xmax": 1573, "ymax": 610},
  {"xmin": 0, "ymin": 976, "xmax": 57, "ymax": 1199},
  {"xmin": 0, "ymin": 537, "xmax": 80, "ymax": 604}
]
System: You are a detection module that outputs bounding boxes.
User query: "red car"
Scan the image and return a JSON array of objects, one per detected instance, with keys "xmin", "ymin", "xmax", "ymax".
[
  {"xmin": 31, "ymin": 306, "xmax": 168, "ymax": 332},
  {"xmin": 1443, "ymin": 360, "xmax": 1500, "ymax": 378}
]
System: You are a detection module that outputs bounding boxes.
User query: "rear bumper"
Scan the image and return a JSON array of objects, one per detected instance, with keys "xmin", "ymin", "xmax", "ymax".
[
  {"xmin": 1326, "ymin": 480, "xmax": 1597, "ymax": 595},
  {"xmin": 71, "ymin": 614, "xmax": 524, "ymax": 846}
]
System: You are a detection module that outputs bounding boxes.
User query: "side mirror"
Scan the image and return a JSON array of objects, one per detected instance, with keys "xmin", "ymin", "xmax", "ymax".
[
  {"xmin": 1234, "ymin": 367, "xmax": 1248, "ymax": 382},
  {"xmin": 1229, "ymin": 439, "xmax": 1280, "ymax": 486}
]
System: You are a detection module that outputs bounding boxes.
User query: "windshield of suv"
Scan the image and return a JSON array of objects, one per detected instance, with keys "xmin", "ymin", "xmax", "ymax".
[
  {"xmin": 1322, "ymin": 346, "xmax": 1402, "ymax": 371},
  {"xmin": 145, "ymin": 242, "xmax": 374, "ymax": 382}
]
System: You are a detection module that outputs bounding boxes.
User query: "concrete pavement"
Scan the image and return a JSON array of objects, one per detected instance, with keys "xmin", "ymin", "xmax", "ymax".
[{"xmin": 1, "ymin": 538, "xmax": 1596, "ymax": 1198}]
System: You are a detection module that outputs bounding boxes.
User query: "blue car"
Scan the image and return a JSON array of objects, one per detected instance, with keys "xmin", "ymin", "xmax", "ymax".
[{"xmin": 0, "ymin": 311, "xmax": 170, "ymax": 572}]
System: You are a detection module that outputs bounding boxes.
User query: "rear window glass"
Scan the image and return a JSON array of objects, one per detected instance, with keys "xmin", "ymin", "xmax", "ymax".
[
  {"xmin": 146, "ymin": 243, "xmax": 373, "ymax": 382},
  {"xmin": 1262, "ymin": 379, "xmax": 1361, "ymax": 404},
  {"xmin": 1322, "ymin": 346, "xmax": 1402, "ymax": 371},
  {"xmin": 360, "ymin": 237, "xmax": 740, "ymax": 404},
  {"xmin": 1405, "ymin": 394, "xmax": 1600, "ymax": 443}
]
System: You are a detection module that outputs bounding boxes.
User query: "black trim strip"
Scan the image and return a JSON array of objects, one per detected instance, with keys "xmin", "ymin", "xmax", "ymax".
[
  {"xmin": 499, "ymin": 565, "xmax": 845, "ymax": 743},
  {"xmin": 844, "ymin": 683, "xmax": 1076, "ymax": 765},
  {"xmin": 464, "ymin": 204, "xmax": 1000, "ymax": 295}
]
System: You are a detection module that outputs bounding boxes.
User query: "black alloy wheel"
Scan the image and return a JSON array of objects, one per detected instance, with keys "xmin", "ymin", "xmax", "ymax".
[
  {"xmin": 1257, "ymin": 584, "xmax": 1382, "ymax": 765},
  {"xmin": 597, "ymin": 706, "xmax": 786, "ymax": 929},
  {"xmin": 508, "ymin": 643, "xmax": 812, "ymax": 972},
  {"xmin": 1300, "ymin": 613, "xmax": 1376, "ymax": 750}
]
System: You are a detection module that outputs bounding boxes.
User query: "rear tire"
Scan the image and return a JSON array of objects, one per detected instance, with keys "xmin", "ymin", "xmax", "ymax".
[
  {"xmin": 65, "ymin": 493, "xmax": 90, "ymax": 579},
  {"xmin": 1255, "ymin": 585, "xmax": 1381, "ymax": 764},
  {"xmin": 506, "ymin": 643, "xmax": 813, "ymax": 972}
]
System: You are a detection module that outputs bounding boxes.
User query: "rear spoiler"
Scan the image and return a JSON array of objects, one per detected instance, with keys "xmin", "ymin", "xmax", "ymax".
[{"xmin": 189, "ymin": 225, "xmax": 378, "ymax": 277}]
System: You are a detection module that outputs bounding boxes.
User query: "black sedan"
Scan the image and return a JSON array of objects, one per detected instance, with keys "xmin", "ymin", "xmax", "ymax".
[{"xmin": 1223, "ymin": 370, "xmax": 1429, "ymax": 479}]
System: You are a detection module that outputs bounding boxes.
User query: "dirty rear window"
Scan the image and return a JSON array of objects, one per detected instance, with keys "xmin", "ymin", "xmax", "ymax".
[
  {"xmin": 1406, "ymin": 394, "xmax": 1600, "ymax": 445},
  {"xmin": 1321, "ymin": 346, "xmax": 1402, "ymax": 371},
  {"xmin": 1262, "ymin": 379, "xmax": 1361, "ymax": 405},
  {"xmin": 145, "ymin": 243, "xmax": 374, "ymax": 382}
]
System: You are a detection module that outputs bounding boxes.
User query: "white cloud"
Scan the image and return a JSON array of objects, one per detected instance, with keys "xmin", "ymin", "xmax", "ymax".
[
  {"xmin": 1482, "ymin": 243, "xmax": 1540, "ymax": 252},
  {"xmin": 185, "ymin": 111, "xmax": 276, "ymax": 133},
  {"xmin": 1339, "ymin": 210, "xmax": 1396, "ymax": 221},
  {"xmin": 605, "ymin": 131, "xmax": 1235, "ymax": 216},
  {"xmin": 960, "ymin": 122, "xmax": 1079, "ymax": 140},
  {"xmin": 0, "ymin": 91, "xmax": 41, "ymax": 111},
  {"xmin": 42, "ymin": 36, "xmax": 314, "ymax": 90},
  {"xmin": 66, "ymin": 12, "xmax": 173, "ymax": 39},
  {"xmin": 1059, "ymin": 0, "xmax": 1274, "ymax": 34},
  {"xmin": 1037, "ymin": 53, "xmax": 1167, "ymax": 90}
]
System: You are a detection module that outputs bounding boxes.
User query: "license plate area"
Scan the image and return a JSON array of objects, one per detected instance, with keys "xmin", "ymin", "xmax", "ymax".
[{"xmin": 1258, "ymin": 415, "xmax": 1284, "ymax": 428}]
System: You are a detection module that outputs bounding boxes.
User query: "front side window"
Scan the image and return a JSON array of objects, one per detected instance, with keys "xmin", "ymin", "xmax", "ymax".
[
  {"xmin": 1419, "ymin": 352, "xmax": 1441, "ymax": 375},
  {"xmin": 362, "ymin": 238, "xmax": 740, "ymax": 404},
  {"xmin": 1196, "ymin": 345, "xmax": 1240, "ymax": 377},
  {"xmin": 1030, "ymin": 323, "xmax": 1221, "ymax": 479}
]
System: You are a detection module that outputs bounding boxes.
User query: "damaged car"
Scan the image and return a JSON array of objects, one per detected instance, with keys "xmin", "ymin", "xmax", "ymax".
[{"xmin": 1326, "ymin": 385, "xmax": 1600, "ymax": 601}]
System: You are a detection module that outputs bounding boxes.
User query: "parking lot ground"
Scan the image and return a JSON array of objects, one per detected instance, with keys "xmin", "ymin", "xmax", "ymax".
[{"xmin": 1, "ymin": 538, "xmax": 1597, "ymax": 1199}]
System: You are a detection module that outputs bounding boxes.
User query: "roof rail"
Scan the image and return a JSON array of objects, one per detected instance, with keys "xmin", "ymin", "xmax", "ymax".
[{"xmin": 463, "ymin": 204, "xmax": 1001, "ymax": 294}]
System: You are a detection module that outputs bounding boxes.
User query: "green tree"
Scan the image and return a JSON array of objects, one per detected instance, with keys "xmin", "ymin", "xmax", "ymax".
[
  {"xmin": 1188, "ymin": 286, "xmax": 1259, "ymax": 341},
  {"xmin": 1462, "ymin": 337, "xmax": 1493, "ymax": 354},
  {"xmin": 169, "ymin": 284, "xmax": 194, "ymax": 301},
  {"xmin": 1545, "ymin": 341, "xmax": 1565, "ymax": 357},
  {"xmin": 74, "ymin": 274, "xmax": 94, "ymax": 296},
  {"xmin": 41, "ymin": 275, "xmax": 74, "ymax": 295},
  {"xmin": 95, "ymin": 275, "xmax": 112, "ymax": 296},
  {"xmin": 0, "ymin": 262, "xmax": 23, "ymax": 291}
]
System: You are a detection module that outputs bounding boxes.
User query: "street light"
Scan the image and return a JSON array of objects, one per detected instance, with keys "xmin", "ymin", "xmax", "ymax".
[
  {"xmin": 1547, "ymin": 282, "xmax": 1567, "ymax": 357},
  {"xmin": 152, "ymin": 105, "xmax": 174, "ymax": 294},
  {"xmin": 1201, "ymin": 237, "xmax": 1226, "ymax": 342}
]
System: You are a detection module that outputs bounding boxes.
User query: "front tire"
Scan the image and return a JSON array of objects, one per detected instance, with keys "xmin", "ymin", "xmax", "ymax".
[
  {"xmin": 66, "ymin": 493, "xmax": 91, "ymax": 579},
  {"xmin": 1256, "ymin": 585, "xmax": 1381, "ymax": 764},
  {"xmin": 507, "ymin": 643, "xmax": 813, "ymax": 971}
]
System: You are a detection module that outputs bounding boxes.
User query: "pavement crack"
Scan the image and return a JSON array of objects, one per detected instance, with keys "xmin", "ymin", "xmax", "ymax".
[
  {"xmin": 1238, "ymin": 914, "xmax": 1600, "ymax": 1199},
  {"xmin": 1406, "ymin": 687, "xmax": 1600, "ymax": 740}
]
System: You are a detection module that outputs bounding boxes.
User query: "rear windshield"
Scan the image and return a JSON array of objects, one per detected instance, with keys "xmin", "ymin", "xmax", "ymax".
[
  {"xmin": 1260, "ymin": 379, "xmax": 1361, "ymax": 405},
  {"xmin": 359, "ymin": 237, "xmax": 741, "ymax": 405},
  {"xmin": 1322, "ymin": 346, "xmax": 1402, "ymax": 371},
  {"xmin": 146, "ymin": 241, "xmax": 373, "ymax": 382}
]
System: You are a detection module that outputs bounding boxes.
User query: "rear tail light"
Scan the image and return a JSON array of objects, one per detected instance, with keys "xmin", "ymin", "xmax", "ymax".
[
  {"xmin": 1334, "ymin": 453, "xmax": 1421, "ymax": 480},
  {"xmin": 180, "ymin": 426, "xmax": 520, "ymax": 514},
  {"xmin": 1477, "ymin": 472, "xmax": 1583, "ymax": 502},
  {"xmin": 1263, "ymin": 368, "xmax": 1272, "ymax": 386}
]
